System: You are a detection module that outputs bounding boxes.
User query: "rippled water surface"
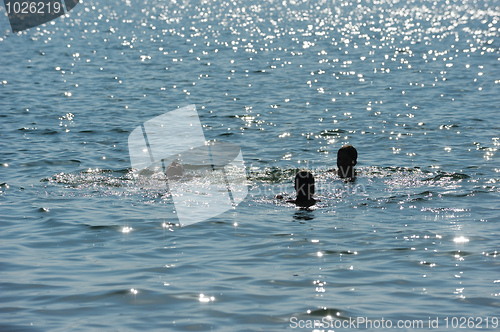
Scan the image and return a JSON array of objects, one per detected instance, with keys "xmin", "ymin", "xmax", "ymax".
[{"xmin": 1, "ymin": 0, "xmax": 499, "ymax": 330}]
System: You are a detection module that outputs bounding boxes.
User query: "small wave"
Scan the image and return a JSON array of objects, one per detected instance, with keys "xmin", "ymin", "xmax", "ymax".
[
  {"xmin": 423, "ymin": 172, "xmax": 470, "ymax": 182},
  {"xmin": 306, "ymin": 307, "xmax": 348, "ymax": 320},
  {"xmin": 319, "ymin": 128, "xmax": 346, "ymax": 136}
]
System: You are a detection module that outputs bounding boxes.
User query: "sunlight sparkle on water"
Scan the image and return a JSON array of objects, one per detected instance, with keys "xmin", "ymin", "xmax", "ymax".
[
  {"xmin": 199, "ymin": 294, "xmax": 215, "ymax": 302},
  {"xmin": 453, "ymin": 236, "xmax": 469, "ymax": 243}
]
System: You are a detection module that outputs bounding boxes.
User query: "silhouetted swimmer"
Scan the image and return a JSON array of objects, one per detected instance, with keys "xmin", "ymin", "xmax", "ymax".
[
  {"xmin": 287, "ymin": 170, "xmax": 318, "ymax": 208},
  {"xmin": 166, "ymin": 160, "xmax": 184, "ymax": 179},
  {"xmin": 337, "ymin": 145, "xmax": 357, "ymax": 179}
]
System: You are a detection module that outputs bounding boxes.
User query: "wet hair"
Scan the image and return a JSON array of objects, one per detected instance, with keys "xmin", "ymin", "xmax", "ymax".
[
  {"xmin": 294, "ymin": 170, "xmax": 315, "ymax": 200},
  {"xmin": 337, "ymin": 145, "xmax": 357, "ymax": 178}
]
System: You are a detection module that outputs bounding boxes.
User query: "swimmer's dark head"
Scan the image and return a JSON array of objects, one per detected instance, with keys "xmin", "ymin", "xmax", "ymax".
[
  {"xmin": 295, "ymin": 170, "xmax": 315, "ymax": 200},
  {"xmin": 337, "ymin": 145, "xmax": 357, "ymax": 178}
]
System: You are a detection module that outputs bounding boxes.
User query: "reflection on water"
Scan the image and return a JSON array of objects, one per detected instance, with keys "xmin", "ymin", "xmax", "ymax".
[{"xmin": 293, "ymin": 209, "xmax": 315, "ymax": 222}]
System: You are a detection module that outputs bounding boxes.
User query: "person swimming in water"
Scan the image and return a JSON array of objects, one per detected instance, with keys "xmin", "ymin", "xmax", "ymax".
[
  {"xmin": 165, "ymin": 160, "xmax": 184, "ymax": 179},
  {"xmin": 286, "ymin": 170, "xmax": 318, "ymax": 208},
  {"xmin": 337, "ymin": 144, "xmax": 357, "ymax": 179}
]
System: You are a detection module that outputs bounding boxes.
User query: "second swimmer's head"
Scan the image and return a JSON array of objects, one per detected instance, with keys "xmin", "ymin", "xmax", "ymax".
[{"xmin": 337, "ymin": 145, "xmax": 357, "ymax": 179}]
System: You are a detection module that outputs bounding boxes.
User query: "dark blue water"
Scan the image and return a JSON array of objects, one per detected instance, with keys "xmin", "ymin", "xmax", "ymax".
[{"xmin": 1, "ymin": 0, "xmax": 499, "ymax": 330}]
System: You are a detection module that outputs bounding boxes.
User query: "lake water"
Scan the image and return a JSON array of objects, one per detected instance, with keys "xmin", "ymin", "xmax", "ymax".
[{"xmin": 1, "ymin": 0, "xmax": 499, "ymax": 331}]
